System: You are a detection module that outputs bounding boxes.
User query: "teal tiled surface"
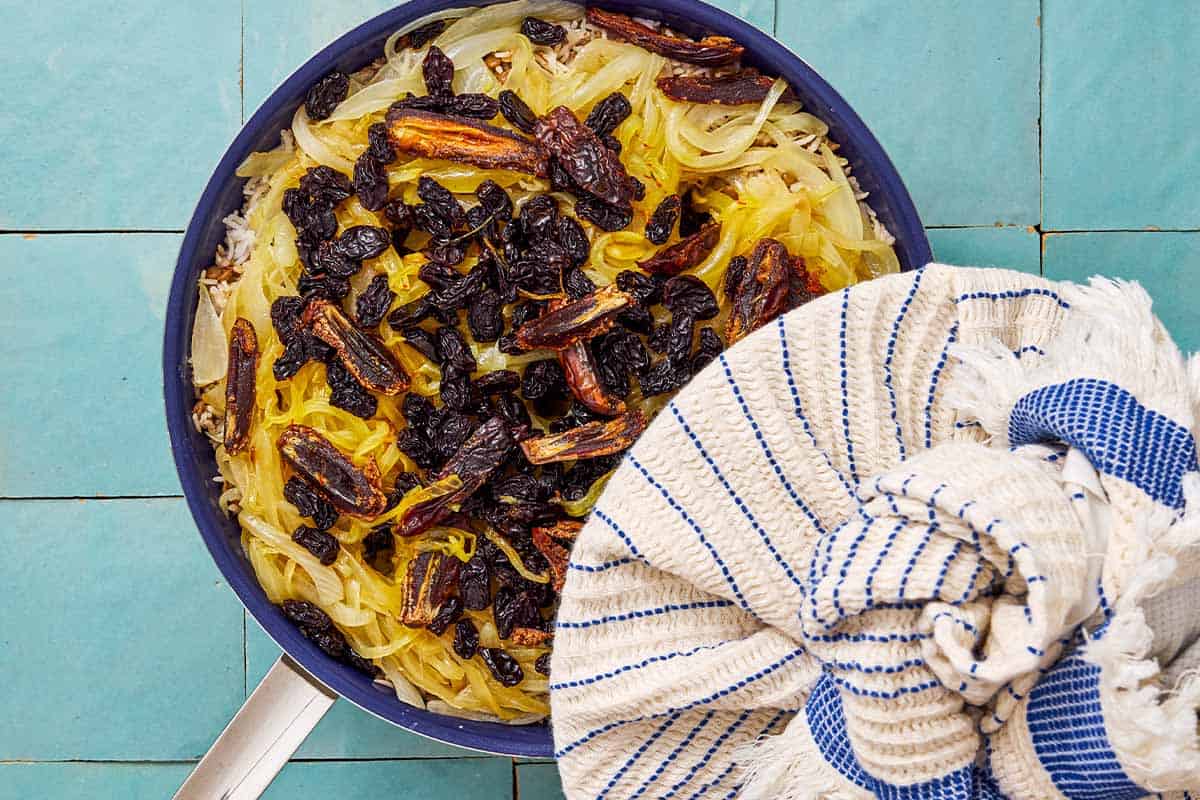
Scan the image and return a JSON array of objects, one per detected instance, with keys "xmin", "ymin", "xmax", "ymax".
[
  {"xmin": 4, "ymin": 1, "xmax": 1200, "ymax": 797},
  {"xmin": 1042, "ymin": 0, "xmax": 1200, "ymax": 231},
  {"xmin": 0, "ymin": 498, "xmax": 244, "ymax": 760}
]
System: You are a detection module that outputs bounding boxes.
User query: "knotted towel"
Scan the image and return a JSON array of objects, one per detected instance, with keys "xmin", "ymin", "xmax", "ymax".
[{"xmin": 550, "ymin": 264, "xmax": 1200, "ymax": 799}]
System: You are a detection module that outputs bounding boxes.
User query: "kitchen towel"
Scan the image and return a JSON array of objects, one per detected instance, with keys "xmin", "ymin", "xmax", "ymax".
[{"xmin": 550, "ymin": 263, "xmax": 1200, "ymax": 799}]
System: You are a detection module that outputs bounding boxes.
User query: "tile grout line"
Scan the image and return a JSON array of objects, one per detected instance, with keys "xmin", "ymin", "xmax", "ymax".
[{"xmin": 1038, "ymin": 0, "xmax": 1046, "ymax": 276}]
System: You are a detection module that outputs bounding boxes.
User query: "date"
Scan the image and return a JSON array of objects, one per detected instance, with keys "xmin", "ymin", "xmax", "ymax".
[
  {"xmin": 277, "ymin": 424, "xmax": 389, "ymax": 518},
  {"xmin": 304, "ymin": 298, "xmax": 409, "ymax": 395},
  {"xmin": 657, "ymin": 73, "xmax": 794, "ymax": 105},
  {"xmin": 560, "ymin": 339, "xmax": 628, "ymax": 416},
  {"xmin": 534, "ymin": 106, "xmax": 633, "ymax": 209},
  {"xmin": 725, "ymin": 238, "xmax": 791, "ymax": 344},
  {"xmin": 400, "ymin": 551, "xmax": 462, "ymax": 627},
  {"xmin": 387, "ymin": 108, "xmax": 548, "ymax": 176},
  {"xmin": 223, "ymin": 318, "xmax": 259, "ymax": 454},
  {"xmin": 586, "ymin": 8, "xmax": 744, "ymax": 66},
  {"xmin": 520, "ymin": 410, "xmax": 646, "ymax": 464},
  {"xmin": 514, "ymin": 285, "xmax": 634, "ymax": 350},
  {"xmin": 638, "ymin": 222, "xmax": 721, "ymax": 275}
]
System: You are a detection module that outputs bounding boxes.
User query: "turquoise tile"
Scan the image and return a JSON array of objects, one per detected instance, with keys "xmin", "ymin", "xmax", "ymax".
[
  {"xmin": 264, "ymin": 758, "xmax": 513, "ymax": 799},
  {"xmin": 0, "ymin": 763, "xmax": 192, "ymax": 800},
  {"xmin": 1043, "ymin": 232, "xmax": 1200, "ymax": 354},
  {"xmin": 244, "ymin": 0, "xmax": 774, "ymax": 114},
  {"xmin": 245, "ymin": 620, "xmax": 478, "ymax": 759},
  {"xmin": 1042, "ymin": 1, "xmax": 1200, "ymax": 230},
  {"xmin": 0, "ymin": 234, "xmax": 180, "ymax": 497},
  {"xmin": 777, "ymin": 1, "xmax": 1040, "ymax": 227},
  {"xmin": 0, "ymin": 1, "xmax": 240, "ymax": 230},
  {"xmin": 0, "ymin": 498, "xmax": 244, "ymax": 760},
  {"xmin": 928, "ymin": 226, "xmax": 1041, "ymax": 273},
  {"xmin": 518, "ymin": 763, "xmax": 566, "ymax": 800}
]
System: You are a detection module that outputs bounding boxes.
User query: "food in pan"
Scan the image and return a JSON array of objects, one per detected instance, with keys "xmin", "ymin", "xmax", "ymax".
[{"xmin": 189, "ymin": 0, "xmax": 897, "ymax": 723}]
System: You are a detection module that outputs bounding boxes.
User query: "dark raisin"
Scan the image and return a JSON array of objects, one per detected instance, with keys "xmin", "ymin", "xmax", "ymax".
[
  {"xmin": 273, "ymin": 336, "xmax": 311, "ymax": 380},
  {"xmin": 402, "ymin": 393, "xmax": 435, "ymax": 428},
  {"xmin": 326, "ymin": 359, "xmax": 378, "ymax": 419},
  {"xmin": 345, "ymin": 650, "xmax": 381, "ymax": 677},
  {"xmin": 418, "ymin": 261, "xmax": 461, "ymax": 290},
  {"xmin": 555, "ymin": 215, "xmax": 590, "ymax": 267},
  {"xmin": 284, "ymin": 476, "xmax": 339, "ymax": 531},
  {"xmin": 453, "ymin": 619, "xmax": 479, "ymax": 658},
  {"xmin": 281, "ymin": 599, "xmax": 332, "ymax": 630},
  {"xmin": 475, "ymin": 180, "xmax": 514, "ymax": 220},
  {"xmin": 422, "ymin": 45, "xmax": 456, "ymax": 97},
  {"xmin": 271, "ymin": 296, "xmax": 307, "ymax": 343},
  {"xmin": 638, "ymin": 358, "xmax": 689, "ymax": 397},
  {"xmin": 401, "ymin": 326, "xmax": 439, "ymax": 363},
  {"xmin": 561, "ymin": 453, "xmax": 620, "ymax": 500},
  {"xmin": 398, "ymin": 428, "xmax": 438, "ymax": 470},
  {"xmin": 432, "ymin": 411, "xmax": 476, "ymax": 463},
  {"xmin": 511, "ymin": 239, "xmax": 570, "ymax": 295},
  {"xmin": 417, "ymin": 176, "xmax": 466, "ymax": 226},
  {"xmin": 389, "ymin": 472, "xmax": 422, "ymax": 506},
  {"xmin": 299, "ymin": 166, "xmax": 354, "ymax": 206},
  {"xmin": 692, "ymin": 326, "xmax": 724, "ymax": 372},
  {"xmin": 498, "ymin": 89, "xmax": 538, "ymax": 134},
  {"xmin": 310, "ymin": 239, "xmax": 360, "ymax": 278},
  {"xmin": 335, "ymin": 225, "xmax": 391, "ymax": 261},
  {"xmin": 306, "ymin": 626, "xmax": 349, "ymax": 659},
  {"xmin": 678, "ymin": 190, "xmax": 711, "ymax": 237},
  {"xmin": 481, "ymin": 648, "xmax": 524, "ymax": 686},
  {"xmin": 664, "ymin": 274, "xmax": 719, "ymax": 320},
  {"xmin": 407, "ymin": 19, "xmax": 446, "ymax": 48},
  {"xmin": 645, "ymin": 194, "xmax": 681, "ymax": 245},
  {"xmin": 383, "ymin": 199, "xmax": 414, "ymax": 229},
  {"xmin": 492, "ymin": 585, "xmax": 518, "ymax": 639},
  {"xmin": 511, "ymin": 301, "xmax": 544, "ymax": 329},
  {"xmin": 439, "ymin": 366, "xmax": 476, "ymax": 412},
  {"xmin": 428, "ymin": 596, "xmax": 464, "ymax": 635},
  {"xmin": 413, "ymin": 204, "xmax": 453, "ymax": 238},
  {"xmin": 353, "ymin": 153, "xmax": 389, "ymax": 211},
  {"xmin": 362, "ymin": 523, "xmax": 394, "ymax": 565},
  {"xmin": 575, "ymin": 196, "xmax": 632, "ymax": 232},
  {"xmin": 435, "ymin": 326, "xmax": 477, "ymax": 372},
  {"xmin": 459, "ymin": 555, "xmax": 491, "ymax": 610},
  {"xmin": 535, "ymin": 653, "xmax": 551, "ymax": 675},
  {"xmin": 598, "ymin": 327, "xmax": 649, "ymax": 374},
  {"xmin": 584, "ymin": 92, "xmax": 632, "ymax": 137},
  {"xmin": 292, "ymin": 525, "xmax": 340, "ymax": 566},
  {"xmin": 389, "ymin": 92, "xmax": 446, "ymax": 113},
  {"xmin": 467, "ymin": 287, "xmax": 504, "ymax": 342},
  {"xmin": 601, "ymin": 134, "xmax": 622, "ymax": 153},
  {"xmin": 297, "ymin": 272, "xmax": 351, "ymax": 301},
  {"xmin": 616, "ymin": 270, "xmax": 662, "ymax": 305},
  {"xmin": 367, "ymin": 121, "xmax": 396, "ymax": 164},
  {"xmin": 424, "ymin": 240, "xmax": 467, "ymax": 267},
  {"xmin": 563, "ymin": 267, "xmax": 596, "ymax": 299},
  {"xmin": 723, "ymin": 255, "xmax": 748, "ymax": 300},
  {"xmin": 355, "ymin": 274, "xmax": 395, "ymax": 328},
  {"xmin": 444, "ymin": 93, "xmax": 500, "ymax": 119},
  {"xmin": 491, "ymin": 391, "xmax": 532, "ymax": 431},
  {"xmin": 521, "ymin": 16, "xmax": 567, "ymax": 45},
  {"xmin": 629, "ymin": 176, "xmax": 646, "ymax": 201},
  {"xmin": 519, "ymin": 195, "xmax": 558, "ymax": 241},
  {"xmin": 522, "ymin": 359, "xmax": 568, "ymax": 401},
  {"xmin": 304, "ymin": 71, "xmax": 349, "ymax": 120},
  {"xmin": 665, "ymin": 312, "xmax": 696, "ymax": 364}
]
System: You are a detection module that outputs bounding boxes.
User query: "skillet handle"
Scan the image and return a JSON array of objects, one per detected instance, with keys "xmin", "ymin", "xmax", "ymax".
[{"xmin": 173, "ymin": 654, "xmax": 336, "ymax": 800}]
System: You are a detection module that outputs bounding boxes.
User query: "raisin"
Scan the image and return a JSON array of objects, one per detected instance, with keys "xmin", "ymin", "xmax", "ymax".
[
  {"xmin": 492, "ymin": 391, "xmax": 533, "ymax": 431},
  {"xmin": 353, "ymin": 153, "xmax": 389, "ymax": 211},
  {"xmin": 467, "ymin": 287, "xmax": 504, "ymax": 342},
  {"xmin": 398, "ymin": 428, "xmax": 437, "ymax": 470},
  {"xmin": 638, "ymin": 358, "xmax": 689, "ymax": 397},
  {"xmin": 511, "ymin": 300, "xmax": 545, "ymax": 329},
  {"xmin": 575, "ymin": 196, "xmax": 632, "ymax": 232},
  {"xmin": 453, "ymin": 619, "xmax": 479, "ymax": 658},
  {"xmin": 292, "ymin": 525, "xmax": 340, "ymax": 566},
  {"xmin": 390, "ymin": 92, "xmax": 446, "ymax": 113},
  {"xmin": 444, "ymin": 93, "xmax": 500, "ymax": 119},
  {"xmin": 389, "ymin": 472, "xmax": 422, "ymax": 506},
  {"xmin": 435, "ymin": 326, "xmax": 477, "ymax": 372},
  {"xmin": 273, "ymin": 336, "xmax": 312, "ymax": 380},
  {"xmin": 498, "ymin": 89, "xmax": 538, "ymax": 134},
  {"xmin": 692, "ymin": 326, "xmax": 724, "ymax": 372},
  {"xmin": 306, "ymin": 626, "xmax": 349, "ymax": 659},
  {"xmin": 475, "ymin": 179, "xmax": 514, "ymax": 220},
  {"xmin": 678, "ymin": 190, "xmax": 711, "ymax": 237},
  {"xmin": 474, "ymin": 369, "xmax": 521, "ymax": 395},
  {"xmin": 418, "ymin": 176, "xmax": 466, "ymax": 226},
  {"xmin": 355, "ymin": 274, "xmax": 395, "ymax": 328},
  {"xmin": 304, "ymin": 71, "xmax": 349, "ymax": 120},
  {"xmin": 535, "ymin": 653, "xmax": 552, "ymax": 675},
  {"xmin": 521, "ymin": 16, "xmax": 567, "ymax": 45},
  {"xmin": 424, "ymin": 240, "xmax": 467, "ymax": 267},
  {"xmin": 481, "ymin": 648, "xmax": 524, "ymax": 687},
  {"xmin": 584, "ymin": 92, "xmax": 632, "ymax": 138},
  {"xmin": 601, "ymin": 134, "xmax": 622, "ymax": 153},
  {"xmin": 309, "ymin": 239, "xmax": 359, "ymax": 278},
  {"xmin": 723, "ymin": 255, "xmax": 748, "ymax": 300},
  {"xmin": 519, "ymin": 195, "xmax": 559, "ymax": 241},
  {"xmin": 555, "ymin": 215, "xmax": 590, "ymax": 267},
  {"xmin": 440, "ymin": 367, "xmax": 477, "ymax": 412},
  {"xmin": 494, "ymin": 585, "xmax": 539, "ymax": 640},
  {"xmin": 522, "ymin": 359, "xmax": 568, "ymax": 401},
  {"xmin": 326, "ymin": 359, "xmax": 378, "ymax": 419},
  {"xmin": 335, "ymin": 226, "xmax": 391, "ymax": 261},
  {"xmin": 362, "ymin": 523, "xmax": 394, "ymax": 566},
  {"xmin": 367, "ymin": 121, "xmax": 396, "ymax": 164},
  {"xmin": 299, "ymin": 166, "xmax": 354, "ymax": 206},
  {"xmin": 281, "ymin": 599, "xmax": 333, "ymax": 631},
  {"xmin": 645, "ymin": 194, "xmax": 681, "ymax": 245},
  {"xmin": 432, "ymin": 411, "xmax": 476, "ymax": 463},
  {"xmin": 458, "ymin": 555, "xmax": 491, "ymax": 610},
  {"xmin": 413, "ymin": 204, "xmax": 454, "ymax": 238},
  {"xmin": 664, "ymin": 274, "xmax": 719, "ymax": 319},
  {"xmin": 298, "ymin": 273, "xmax": 351, "ymax": 301},
  {"xmin": 271, "ymin": 296, "xmax": 307, "ymax": 343},
  {"xmin": 616, "ymin": 270, "xmax": 662, "ymax": 305},
  {"xmin": 401, "ymin": 326, "xmax": 439, "ymax": 362},
  {"xmin": 617, "ymin": 304, "xmax": 653, "ymax": 335},
  {"xmin": 629, "ymin": 175, "xmax": 646, "ymax": 201},
  {"xmin": 511, "ymin": 239, "xmax": 570, "ymax": 295},
  {"xmin": 383, "ymin": 198, "xmax": 414, "ymax": 229},
  {"xmin": 407, "ymin": 19, "xmax": 446, "ymax": 48},
  {"xmin": 422, "ymin": 45, "xmax": 456, "ymax": 97},
  {"xmin": 283, "ymin": 477, "xmax": 339, "ymax": 531},
  {"xmin": 563, "ymin": 267, "xmax": 596, "ymax": 299},
  {"xmin": 428, "ymin": 596, "xmax": 464, "ymax": 635},
  {"xmin": 345, "ymin": 650, "xmax": 381, "ymax": 677}
]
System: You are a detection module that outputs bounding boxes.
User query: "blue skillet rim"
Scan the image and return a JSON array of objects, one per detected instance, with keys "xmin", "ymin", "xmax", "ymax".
[{"xmin": 163, "ymin": 0, "xmax": 931, "ymax": 758}]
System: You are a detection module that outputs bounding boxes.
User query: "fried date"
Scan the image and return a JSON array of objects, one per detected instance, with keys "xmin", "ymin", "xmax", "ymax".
[
  {"xmin": 514, "ymin": 285, "xmax": 634, "ymax": 350},
  {"xmin": 277, "ymin": 424, "xmax": 389, "ymax": 518},
  {"xmin": 498, "ymin": 89, "xmax": 539, "ymax": 134},
  {"xmin": 520, "ymin": 410, "xmax": 646, "ymax": 464},
  {"xmin": 531, "ymin": 524, "xmax": 574, "ymax": 591},
  {"xmin": 511, "ymin": 627, "xmax": 552, "ymax": 646},
  {"xmin": 586, "ymin": 8, "xmax": 744, "ymax": 66},
  {"xmin": 638, "ymin": 222, "xmax": 720, "ymax": 275},
  {"xmin": 560, "ymin": 339, "xmax": 627, "ymax": 416},
  {"xmin": 304, "ymin": 298, "xmax": 409, "ymax": 394},
  {"xmin": 400, "ymin": 551, "xmax": 461, "ymax": 627},
  {"xmin": 387, "ymin": 108, "xmax": 549, "ymax": 176},
  {"xmin": 657, "ymin": 73, "xmax": 794, "ymax": 105},
  {"xmin": 223, "ymin": 318, "xmax": 259, "ymax": 454},
  {"xmin": 725, "ymin": 238, "xmax": 791, "ymax": 344},
  {"xmin": 534, "ymin": 106, "xmax": 633, "ymax": 209}
]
